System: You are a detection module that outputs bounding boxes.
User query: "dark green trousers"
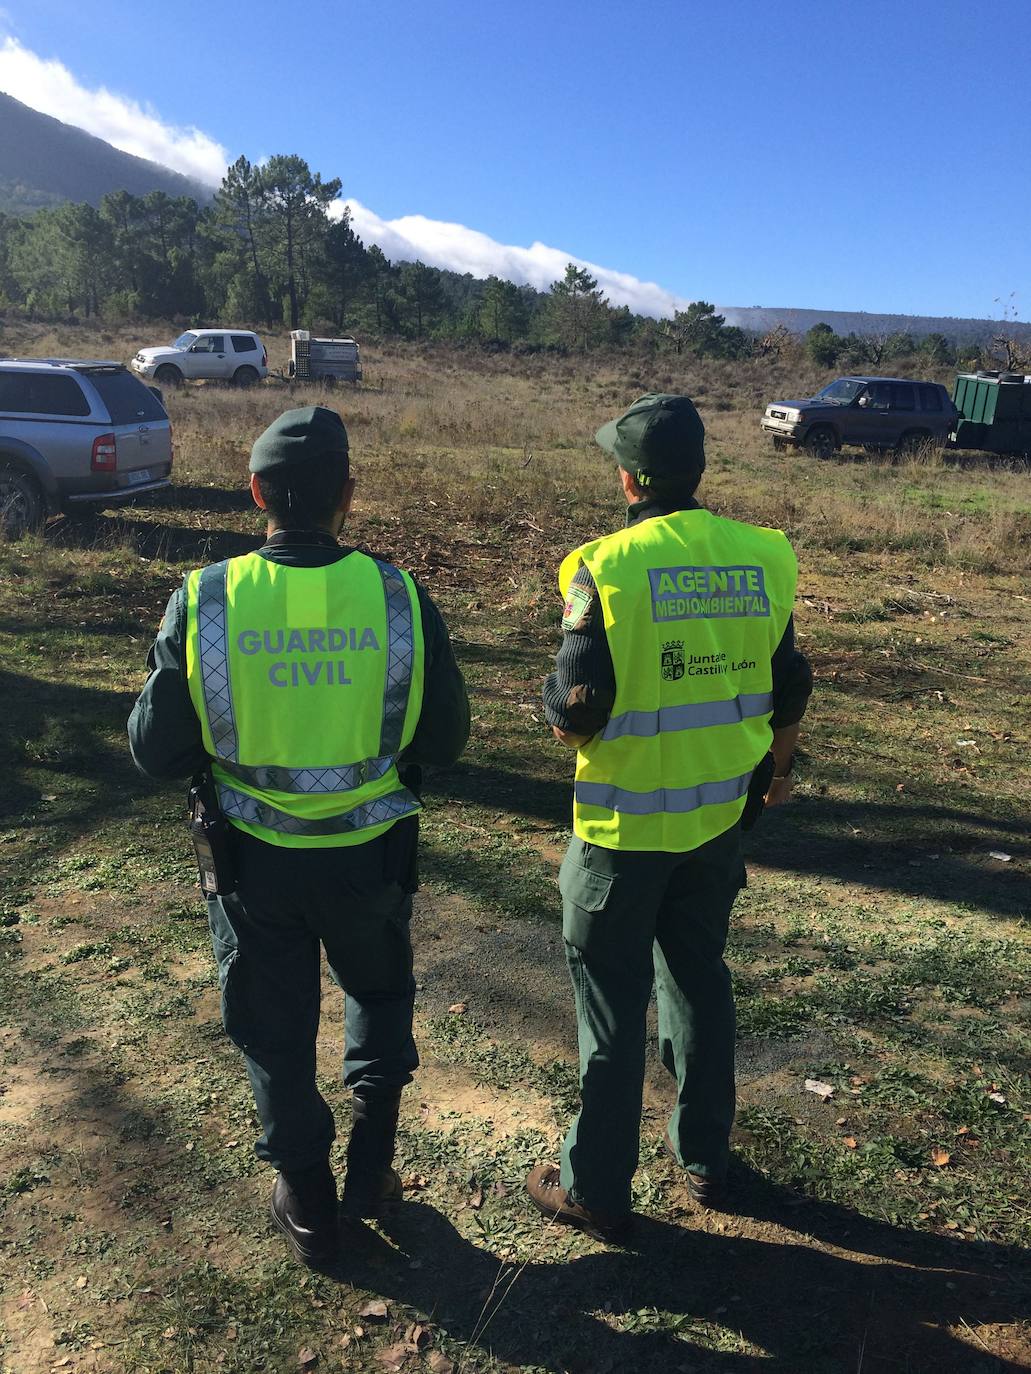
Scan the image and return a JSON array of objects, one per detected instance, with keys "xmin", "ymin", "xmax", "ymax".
[
  {"xmin": 207, "ymin": 824, "xmax": 418, "ymax": 1174},
  {"xmin": 558, "ymin": 824, "xmax": 744, "ymax": 1214}
]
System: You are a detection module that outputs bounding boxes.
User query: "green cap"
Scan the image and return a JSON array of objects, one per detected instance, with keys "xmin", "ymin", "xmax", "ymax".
[
  {"xmin": 249, "ymin": 405, "xmax": 349, "ymax": 477},
  {"xmin": 595, "ymin": 393, "xmax": 705, "ymax": 485}
]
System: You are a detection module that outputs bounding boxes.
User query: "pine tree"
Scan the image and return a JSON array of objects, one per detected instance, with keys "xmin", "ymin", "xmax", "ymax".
[{"xmin": 548, "ymin": 263, "xmax": 607, "ymax": 352}]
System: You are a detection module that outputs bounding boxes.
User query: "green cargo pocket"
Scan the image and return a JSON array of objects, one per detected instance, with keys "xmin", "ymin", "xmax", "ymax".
[
  {"xmin": 559, "ymin": 851, "xmax": 628, "ymax": 960},
  {"xmin": 559, "ymin": 855, "xmax": 615, "ymax": 913},
  {"xmin": 208, "ymin": 905, "xmax": 249, "ymax": 1050}
]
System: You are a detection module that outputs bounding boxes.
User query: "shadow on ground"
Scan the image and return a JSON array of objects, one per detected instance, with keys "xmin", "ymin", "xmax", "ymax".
[
  {"xmin": 43, "ymin": 509, "xmax": 260, "ymax": 562},
  {"xmin": 434, "ymin": 759, "xmax": 1029, "ymax": 920},
  {"xmin": 337, "ymin": 1193, "xmax": 1029, "ymax": 1372}
]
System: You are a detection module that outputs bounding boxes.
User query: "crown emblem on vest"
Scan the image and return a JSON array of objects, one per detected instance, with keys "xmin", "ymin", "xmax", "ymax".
[{"xmin": 661, "ymin": 640, "xmax": 685, "ymax": 681}]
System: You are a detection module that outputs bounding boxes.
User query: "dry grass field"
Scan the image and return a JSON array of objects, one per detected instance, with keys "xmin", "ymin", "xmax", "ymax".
[{"xmin": 1, "ymin": 320, "xmax": 1029, "ymax": 1373}]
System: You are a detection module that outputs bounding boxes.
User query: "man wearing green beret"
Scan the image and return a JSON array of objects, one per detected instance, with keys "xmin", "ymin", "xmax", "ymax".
[
  {"xmin": 526, "ymin": 394, "xmax": 812, "ymax": 1243},
  {"xmin": 129, "ymin": 405, "xmax": 469, "ymax": 1267}
]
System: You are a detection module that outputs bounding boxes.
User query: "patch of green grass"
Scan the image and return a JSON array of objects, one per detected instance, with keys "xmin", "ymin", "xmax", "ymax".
[
  {"xmin": 735, "ymin": 993, "xmax": 821, "ymax": 1039},
  {"xmin": 426, "ymin": 1013, "xmax": 579, "ymax": 1113},
  {"xmin": 59, "ymin": 940, "xmax": 114, "ymax": 964}
]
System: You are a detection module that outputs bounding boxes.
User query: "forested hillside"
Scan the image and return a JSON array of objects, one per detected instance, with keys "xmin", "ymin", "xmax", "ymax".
[
  {"xmin": 0, "ymin": 135, "xmax": 1023, "ymax": 367},
  {"xmin": 0, "ymin": 92, "xmax": 209, "ymax": 214}
]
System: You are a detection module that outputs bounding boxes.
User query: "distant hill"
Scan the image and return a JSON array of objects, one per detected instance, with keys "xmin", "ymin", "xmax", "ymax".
[
  {"xmin": 717, "ymin": 303, "xmax": 1031, "ymax": 346},
  {"xmin": 0, "ymin": 91, "xmax": 211, "ymax": 214},
  {"xmin": 2, "ymin": 91, "xmax": 1029, "ymax": 345}
]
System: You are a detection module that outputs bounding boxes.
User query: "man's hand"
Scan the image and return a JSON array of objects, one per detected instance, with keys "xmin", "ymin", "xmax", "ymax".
[
  {"xmin": 764, "ymin": 773, "xmax": 794, "ymax": 807},
  {"xmin": 765, "ymin": 722, "xmax": 801, "ymax": 807},
  {"xmin": 552, "ymin": 725, "xmax": 592, "ymax": 750}
]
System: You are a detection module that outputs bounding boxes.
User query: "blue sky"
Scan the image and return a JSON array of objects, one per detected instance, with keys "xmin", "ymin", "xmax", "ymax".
[{"xmin": 1, "ymin": 0, "xmax": 1028, "ymax": 319}]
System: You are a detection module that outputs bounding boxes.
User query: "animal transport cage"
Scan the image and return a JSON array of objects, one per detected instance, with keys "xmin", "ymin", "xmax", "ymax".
[
  {"xmin": 952, "ymin": 370, "xmax": 1031, "ymax": 455},
  {"xmin": 289, "ymin": 331, "xmax": 363, "ymax": 383}
]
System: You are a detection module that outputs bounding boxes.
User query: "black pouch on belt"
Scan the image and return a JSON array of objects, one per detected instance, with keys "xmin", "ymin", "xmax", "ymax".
[
  {"xmin": 383, "ymin": 764, "xmax": 421, "ymax": 893},
  {"xmin": 188, "ymin": 771, "xmax": 237, "ymax": 897},
  {"xmin": 383, "ymin": 814, "xmax": 420, "ymax": 894},
  {"xmin": 740, "ymin": 752, "xmax": 776, "ymax": 832}
]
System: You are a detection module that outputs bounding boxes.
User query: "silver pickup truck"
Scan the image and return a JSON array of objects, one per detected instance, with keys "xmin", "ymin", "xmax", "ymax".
[{"xmin": 0, "ymin": 359, "xmax": 172, "ymax": 535}]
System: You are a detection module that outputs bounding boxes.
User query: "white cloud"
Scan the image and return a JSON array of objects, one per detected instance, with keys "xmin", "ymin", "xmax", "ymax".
[
  {"xmin": 0, "ymin": 37, "xmax": 228, "ymax": 185},
  {"xmin": 0, "ymin": 36, "xmax": 690, "ymax": 316},
  {"xmin": 341, "ymin": 199, "xmax": 687, "ymax": 319}
]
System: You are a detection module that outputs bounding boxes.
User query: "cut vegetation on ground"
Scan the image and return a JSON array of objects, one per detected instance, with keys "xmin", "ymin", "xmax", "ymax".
[{"xmin": 1, "ymin": 327, "xmax": 1029, "ymax": 1373}]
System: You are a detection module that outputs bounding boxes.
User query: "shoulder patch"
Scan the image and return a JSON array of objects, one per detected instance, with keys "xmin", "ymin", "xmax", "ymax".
[{"xmin": 561, "ymin": 583, "xmax": 595, "ymax": 631}]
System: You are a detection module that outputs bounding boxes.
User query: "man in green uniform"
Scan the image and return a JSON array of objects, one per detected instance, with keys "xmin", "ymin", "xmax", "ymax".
[
  {"xmin": 526, "ymin": 394, "xmax": 812, "ymax": 1243},
  {"xmin": 129, "ymin": 406, "xmax": 469, "ymax": 1267}
]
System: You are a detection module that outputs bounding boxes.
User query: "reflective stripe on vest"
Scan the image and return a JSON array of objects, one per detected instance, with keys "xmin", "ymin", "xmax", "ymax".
[
  {"xmin": 186, "ymin": 548, "xmax": 425, "ymax": 848},
  {"xmin": 575, "ymin": 771, "xmax": 753, "ymax": 816},
  {"xmin": 218, "ymin": 782, "xmax": 420, "ymax": 836},
  {"xmin": 560, "ymin": 509, "xmax": 797, "ymax": 853},
  {"xmin": 601, "ymin": 690, "xmax": 773, "ymax": 742},
  {"xmin": 196, "ymin": 557, "xmax": 415, "ymax": 796},
  {"xmin": 196, "ymin": 561, "xmax": 238, "ymax": 761},
  {"xmin": 216, "ymin": 753, "xmax": 396, "ymax": 794}
]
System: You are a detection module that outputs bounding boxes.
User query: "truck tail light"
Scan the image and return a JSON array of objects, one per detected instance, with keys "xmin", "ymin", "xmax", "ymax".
[
  {"xmin": 91, "ymin": 433, "xmax": 117, "ymax": 472},
  {"xmin": 261, "ymin": 347, "xmax": 267, "ymax": 368},
  {"xmin": 168, "ymin": 422, "xmax": 175, "ymax": 467}
]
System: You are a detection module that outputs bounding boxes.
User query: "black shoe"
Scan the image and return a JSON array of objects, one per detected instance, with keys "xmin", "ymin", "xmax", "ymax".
[
  {"xmin": 662, "ymin": 1132, "xmax": 729, "ymax": 1209},
  {"xmin": 270, "ymin": 1161, "xmax": 339, "ymax": 1268},
  {"xmin": 341, "ymin": 1093, "xmax": 404, "ymax": 1219}
]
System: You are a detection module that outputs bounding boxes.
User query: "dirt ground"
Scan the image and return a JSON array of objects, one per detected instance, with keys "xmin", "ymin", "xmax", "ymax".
[
  {"xmin": 2, "ymin": 876, "xmax": 1029, "ymax": 1373},
  {"xmin": 1, "ymin": 333, "xmax": 1029, "ymax": 1372}
]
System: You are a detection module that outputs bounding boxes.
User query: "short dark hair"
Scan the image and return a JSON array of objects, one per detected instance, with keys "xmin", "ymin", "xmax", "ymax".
[
  {"xmin": 256, "ymin": 454, "xmax": 349, "ymax": 527},
  {"xmin": 627, "ymin": 467, "xmax": 702, "ymax": 507},
  {"xmin": 646, "ymin": 473, "xmax": 702, "ymax": 505}
]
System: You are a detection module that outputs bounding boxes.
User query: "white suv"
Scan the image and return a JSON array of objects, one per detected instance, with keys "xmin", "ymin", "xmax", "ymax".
[{"xmin": 131, "ymin": 329, "xmax": 268, "ymax": 388}]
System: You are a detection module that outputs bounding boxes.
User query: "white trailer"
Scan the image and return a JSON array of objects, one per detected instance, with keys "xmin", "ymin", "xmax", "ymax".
[{"xmin": 289, "ymin": 331, "xmax": 363, "ymax": 384}]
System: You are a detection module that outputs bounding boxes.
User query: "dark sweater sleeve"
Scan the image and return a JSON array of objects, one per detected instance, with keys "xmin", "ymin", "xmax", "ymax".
[
  {"xmin": 769, "ymin": 615, "xmax": 813, "ymax": 729},
  {"xmin": 400, "ymin": 583, "xmax": 470, "ymax": 767},
  {"xmin": 542, "ymin": 564, "xmax": 616, "ymax": 735},
  {"xmin": 127, "ymin": 587, "xmax": 208, "ymax": 781}
]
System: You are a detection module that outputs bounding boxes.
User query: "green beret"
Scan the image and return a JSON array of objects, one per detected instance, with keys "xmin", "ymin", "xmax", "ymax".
[
  {"xmin": 595, "ymin": 393, "xmax": 705, "ymax": 485},
  {"xmin": 249, "ymin": 405, "xmax": 349, "ymax": 477}
]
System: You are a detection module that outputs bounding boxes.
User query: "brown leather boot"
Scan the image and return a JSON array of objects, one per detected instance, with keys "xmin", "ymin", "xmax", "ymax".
[
  {"xmin": 525, "ymin": 1164, "xmax": 632, "ymax": 1245},
  {"xmin": 269, "ymin": 1161, "xmax": 339, "ymax": 1268},
  {"xmin": 662, "ymin": 1132, "xmax": 728, "ymax": 1209},
  {"xmin": 341, "ymin": 1093, "xmax": 404, "ymax": 1218}
]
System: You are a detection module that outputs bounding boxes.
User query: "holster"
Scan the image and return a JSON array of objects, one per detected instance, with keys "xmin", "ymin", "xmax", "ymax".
[
  {"xmin": 384, "ymin": 764, "xmax": 421, "ymax": 893},
  {"xmin": 740, "ymin": 752, "xmax": 776, "ymax": 832},
  {"xmin": 383, "ymin": 814, "xmax": 420, "ymax": 894},
  {"xmin": 188, "ymin": 771, "xmax": 237, "ymax": 897}
]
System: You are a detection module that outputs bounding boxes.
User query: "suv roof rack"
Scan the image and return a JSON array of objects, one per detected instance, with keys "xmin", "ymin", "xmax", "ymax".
[
  {"xmin": 39, "ymin": 358, "xmax": 125, "ymax": 371},
  {"xmin": 6, "ymin": 357, "xmax": 125, "ymax": 371}
]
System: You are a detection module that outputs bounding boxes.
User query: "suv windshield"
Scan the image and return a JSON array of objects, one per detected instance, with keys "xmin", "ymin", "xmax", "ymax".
[
  {"xmin": 816, "ymin": 379, "xmax": 867, "ymax": 404},
  {"xmin": 172, "ymin": 332, "xmax": 198, "ymax": 349},
  {"xmin": 87, "ymin": 369, "xmax": 167, "ymax": 423}
]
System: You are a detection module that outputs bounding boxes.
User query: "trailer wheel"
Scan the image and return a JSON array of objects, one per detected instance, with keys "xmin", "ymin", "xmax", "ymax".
[{"xmin": 896, "ymin": 429, "xmax": 933, "ymax": 456}]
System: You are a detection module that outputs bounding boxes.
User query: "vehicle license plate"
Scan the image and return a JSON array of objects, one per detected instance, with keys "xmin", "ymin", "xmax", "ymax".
[{"xmin": 126, "ymin": 468, "xmax": 152, "ymax": 485}]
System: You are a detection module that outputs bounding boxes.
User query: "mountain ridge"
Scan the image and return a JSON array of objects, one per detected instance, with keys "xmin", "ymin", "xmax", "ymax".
[
  {"xmin": 0, "ymin": 91, "xmax": 210, "ymax": 212},
  {"xmin": 2, "ymin": 91, "xmax": 1029, "ymax": 343},
  {"xmin": 716, "ymin": 303, "xmax": 1031, "ymax": 346}
]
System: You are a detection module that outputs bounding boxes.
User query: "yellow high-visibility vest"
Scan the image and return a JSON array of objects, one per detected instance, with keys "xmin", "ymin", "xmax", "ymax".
[
  {"xmin": 559, "ymin": 509, "xmax": 797, "ymax": 852},
  {"xmin": 184, "ymin": 550, "xmax": 425, "ymax": 848}
]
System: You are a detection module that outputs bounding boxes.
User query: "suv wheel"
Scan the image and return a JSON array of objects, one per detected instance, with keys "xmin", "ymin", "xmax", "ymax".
[
  {"xmin": 155, "ymin": 364, "xmax": 183, "ymax": 388},
  {"xmin": 232, "ymin": 365, "xmax": 260, "ymax": 388},
  {"xmin": 0, "ymin": 464, "xmax": 45, "ymax": 538},
  {"xmin": 896, "ymin": 429, "xmax": 933, "ymax": 456},
  {"xmin": 804, "ymin": 426, "xmax": 836, "ymax": 460}
]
